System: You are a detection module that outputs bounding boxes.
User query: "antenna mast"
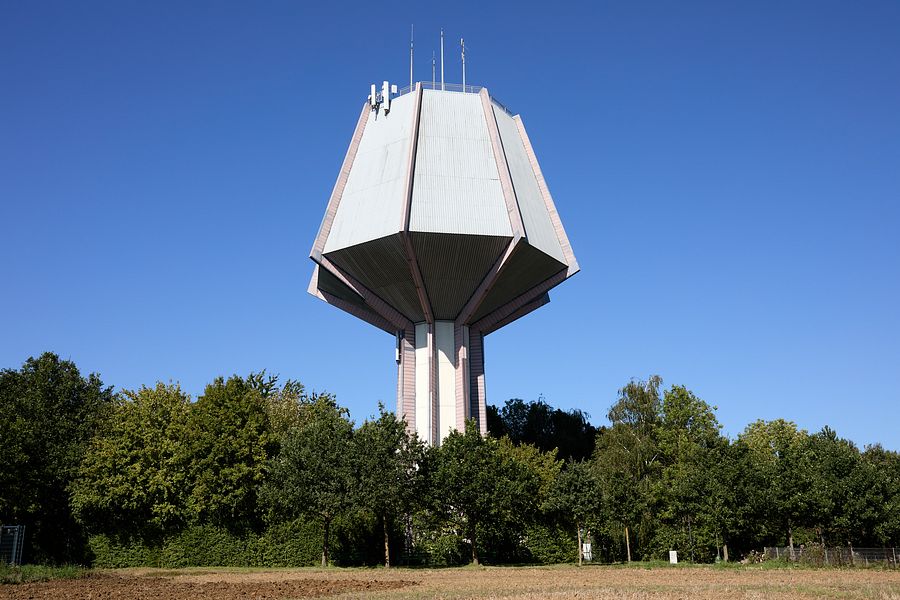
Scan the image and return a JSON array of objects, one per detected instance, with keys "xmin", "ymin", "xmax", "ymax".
[
  {"xmin": 409, "ymin": 24, "xmax": 414, "ymax": 91},
  {"xmin": 432, "ymin": 51, "xmax": 436, "ymax": 89},
  {"xmin": 461, "ymin": 38, "xmax": 466, "ymax": 91},
  {"xmin": 440, "ymin": 29, "xmax": 445, "ymax": 91}
]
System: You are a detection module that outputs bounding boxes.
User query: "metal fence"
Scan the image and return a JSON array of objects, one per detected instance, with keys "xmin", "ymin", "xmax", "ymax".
[
  {"xmin": 765, "ymin": 546, "xmax": 899, "ymax": 568},
  {"xmin": 394, "ymin": 82, "xmax": 515, "ymax": 116},
  {"xmin": 0, "ymin": 525, "xmax": 25, "ymax": 566}
]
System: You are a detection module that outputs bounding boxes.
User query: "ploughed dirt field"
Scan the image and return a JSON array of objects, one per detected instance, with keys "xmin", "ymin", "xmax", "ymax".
[{"xmin": 2, "ymin": 565, "xmax": 900, "ymax": 599}]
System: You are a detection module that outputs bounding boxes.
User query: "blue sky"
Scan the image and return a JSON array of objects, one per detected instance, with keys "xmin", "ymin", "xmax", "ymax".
[{"xmin": 2, "ymin": 1, "xmax": 898, "ymax": 449}]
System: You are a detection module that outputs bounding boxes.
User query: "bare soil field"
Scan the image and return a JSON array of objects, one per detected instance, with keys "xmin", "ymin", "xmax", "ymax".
[{"xmin": 1, "ymin": 565, "xmax": 899, "ymax": 600}]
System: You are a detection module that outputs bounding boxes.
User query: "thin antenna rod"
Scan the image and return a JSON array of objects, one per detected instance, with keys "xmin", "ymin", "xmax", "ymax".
[
  {"xmin": 409, "ymin": 24, "xmax": 414, "ymax": 91},
  {"xmin": 461, "ymin": 38, "xmax": 466, "ymax": 92},
  {"xmin": 440, "ymin": 29, "xmax": 445, "ymax": 91},
  {"xmin": 432, "ymin": 51, "xmax": 436, "ymax": 89}
]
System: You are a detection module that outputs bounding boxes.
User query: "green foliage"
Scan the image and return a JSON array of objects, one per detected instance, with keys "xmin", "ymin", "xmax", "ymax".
[
  {"xmin": 261, "ymin": 395, "xmax": 354, "ymax": 566},
  {"xmin": 487, "ymin": 397, "xmax": 599, "ymax": 461},
  {"xmin": 187, "ymin": 375, "xmax": 271, "ymax": 530},
  {"xmin": 352, "ymin": 404, "xmax": 425, "ymax": 566},
  {"xmin": 6, "ymin": 351, "xmax": 900, "ymax": 569},
  {"xmin": 249, "ymin": 518, "xmax": 324, "ymax": 567},
  {"xmin": 524, "ymin": 522, "xmax": 576, "ymax": 564},
  {"xmin": 71, "ymin": 383, "xmax": 192, "ymax": 534},
  {"xmin": 0, "ymin": 352, "xmax": 114, "ymax": 564}
]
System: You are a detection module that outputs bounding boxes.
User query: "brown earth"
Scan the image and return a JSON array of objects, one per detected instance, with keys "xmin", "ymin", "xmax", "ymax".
[
  {"xmin": 0, "ymin": 572, "xmax": 414, "ymax": 600},
  {"xmin": 2, "ymin": 565, "xmax": 900, "ymax": 600}
]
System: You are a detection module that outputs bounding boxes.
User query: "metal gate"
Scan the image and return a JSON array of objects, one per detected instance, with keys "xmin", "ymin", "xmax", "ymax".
[{"xmin": 0, "ymin": 525, "xmax": 25, "ymax": 566}]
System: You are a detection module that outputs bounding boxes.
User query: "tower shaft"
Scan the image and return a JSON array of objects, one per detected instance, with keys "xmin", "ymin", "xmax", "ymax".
[{"xmin": 397, "ymin": 322, "xmax": 486, "ymax": 444}]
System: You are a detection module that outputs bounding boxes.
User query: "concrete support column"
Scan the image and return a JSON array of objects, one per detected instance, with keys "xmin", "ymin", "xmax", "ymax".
[{"xmin": 400, "ymin": 320, "xmax": 485, "ymax": 445}]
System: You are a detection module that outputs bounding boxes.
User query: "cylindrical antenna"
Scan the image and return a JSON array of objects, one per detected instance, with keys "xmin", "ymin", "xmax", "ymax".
[
  {"xmin": 440, "ymin": 29, "xmax": 445, "ymax": 91},
  {"xmin": 409, "ymin": 24, "xmax": 414, "ymax": 91},
  {"xmin": 432, "ymin": 51, "xmax": 436, "ymax": 89},
  {"xmin": 461, "ymin": 38, "xmax": 466, "ymax": 92}
]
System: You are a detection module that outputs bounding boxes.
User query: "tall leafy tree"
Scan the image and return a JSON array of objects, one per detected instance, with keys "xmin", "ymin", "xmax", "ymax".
[
  {"xmin": 433, "ymin": 421, "xmax": 545, "ymax": 564},
  {"xmin": 187, "ymin": 375, "xmax": 271, "ymax": 530},
  {"xmin": 591, "ymin": 375, "xmax": 663, "ymax": 561},
  {"xmin": 353, "ymin": 405, "xmax": 424, "ymax": 567},
  {"xmin": 0, "ymin": 352, "xmax": 113, "ymax": 563},
  {"xmin": 488, "ymin": 397, "xmax": 598, "ymax": 461},
  {"xmin": 262, "ymin": 395, "xmax": 354, "ymax": 566},
  {"xmin": 546, "ymin": 460, "xmax": 600, "ymax": 564},
  {"xmin": 71, "ymin": 383, "xmax": 192, "ymax": 536},
  {"xmin": 652, "ymin": 385, "xmax": 725, "ymax": 561},
  {"xmin": 738, "ymin": 419, "xmax": 812, "ymax": 552}
]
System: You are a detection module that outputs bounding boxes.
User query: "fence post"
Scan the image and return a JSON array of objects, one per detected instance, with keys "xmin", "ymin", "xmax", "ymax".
[{"xmin": 893, "ymin": 547, "xmax": 897, "ymax": 568}]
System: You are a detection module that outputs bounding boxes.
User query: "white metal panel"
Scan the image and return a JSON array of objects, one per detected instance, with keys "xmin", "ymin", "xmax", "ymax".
[
  {"xmin": 493, "ymin": 104, "xmax": 566, "ymax": 264},
  {"xmin": 435, "ymin": 320, "xmax": 457, "ymax": 441},
  {"xmin": 410, "ymin": 90, "xmax": 511, "ymax": 237},
  {"xmin": 414, "ymin": 322, "xmax": 431, "ymax": 445},
  {"xmin": 325, "ymin": 94, "xmax": 415, "ymax": 252}
]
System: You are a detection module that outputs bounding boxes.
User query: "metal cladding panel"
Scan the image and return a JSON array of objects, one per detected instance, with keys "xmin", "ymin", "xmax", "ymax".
[
  {"xmin": 324, "ymin": 95, "xmax": 415, "ymax": 253},
  {"xmin": 410, "ymin": 90, "xmax": 511, "ymax": 237},
  {"xmin": 492, "ymin": 104, "xmax": 566, "ymax": 264},
  {"xmin": 471, "ymin": 242, "xmax": 566, "ymax": 323},
  {"xmin": 414, "ymin": 322, "xmax": 431, "ymax": 444},
  {"xmin": 324, "ymin": 233, "xmax": 425, "ymax": 322},
  {"xmin": 435, "ymin": 321, "xmax": 457, "ymax": 441},
  {"xmin": 411, "ymin": 232, "xmax": 511, "ymax": 320},
  {"xmin": 399, "ymin": 326, "xmax": 416, "ymax": 434},
  {"xmin": 468, "ymin": 330, "xmax": 487, "ymax": 435}
]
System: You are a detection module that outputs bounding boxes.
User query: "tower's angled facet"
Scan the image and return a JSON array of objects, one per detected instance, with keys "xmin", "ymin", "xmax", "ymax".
[{"xmin": 309, "ymin": 83, "xmax": 578, "ymax": 445}]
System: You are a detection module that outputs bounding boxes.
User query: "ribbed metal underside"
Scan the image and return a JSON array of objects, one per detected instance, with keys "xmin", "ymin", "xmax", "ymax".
[
  {"xmin": 472, "ymin": 242, "xmax": 567, "ymax": 323},
  {"xmin": 315, "ymin": 266, "xmax": 366, "ymax": 309},
  {"xmin": 324, "ymin": 233, "xmax": 424, "ymax": 322},
  {"xmin": 411, "ymin": 232, "xmax": 511, "ymax": 320}
]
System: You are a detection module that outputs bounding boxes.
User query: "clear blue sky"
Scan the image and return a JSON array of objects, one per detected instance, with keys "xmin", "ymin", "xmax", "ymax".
[{"xmin": 2, "ymin": 1, "xmax": 898, "ymax": 449}]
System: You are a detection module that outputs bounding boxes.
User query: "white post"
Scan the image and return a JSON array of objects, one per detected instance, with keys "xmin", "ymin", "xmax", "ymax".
[{"xmin": 461, "ymin": 38, "xmax": 466, "ymax": 91}]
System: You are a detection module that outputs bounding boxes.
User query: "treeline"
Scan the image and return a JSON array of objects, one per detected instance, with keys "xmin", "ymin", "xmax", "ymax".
[{"xmin": 2, "ymin": 354, "xmax": 899, "ymax": 567}]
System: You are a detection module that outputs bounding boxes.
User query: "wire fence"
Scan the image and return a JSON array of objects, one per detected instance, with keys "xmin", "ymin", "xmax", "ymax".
[
  {"xmin": 765, "ymin": 546, "xmax": 899, "ymax": 568},
  {"xmin": 394, "ymin": 82, "xmax": 515, "ymax": 116},
  {"xmin": 0, "ymin": 525, "xmax": 25, "ymax": 566}
]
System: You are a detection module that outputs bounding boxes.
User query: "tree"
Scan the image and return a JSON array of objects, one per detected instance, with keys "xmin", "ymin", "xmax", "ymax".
[
  {"xmin": 353, "ymin": 405, "xmax": 424, "ymax": 567},
  {"xmin": 71, "ymin": 383, "xmax": 192, "ymax": 536},
  {"xmin": 262, "ymin": 395, "xmax": 354, "ymax": 566},
  {"xmin": 652, "ymin": 385, "xmax": 726, "ymax": 561},
  {"xmin": 488, "ymin": 397, "xmax": 598, "ymax": 461},
  {"xmin": 0, "ymin": 352, "xmax": 113, "ymax": 563},
  {"xmin": 546, "ymin": 460, "xmax": 599, "ymax": 564},
  {"xmin": 738, "ymin": 419, "xmax": 812, "ymax": 553},
  {"xmin": 591, "ymin": 376, "xmax": 663, "ymax": 561},
  {"xmin": 187, "ymin": 375, "xmax": 271, "ymax": 530},
  {"xmin": 429, "ymin": 421, "xmax": 554, "ymax": 564}
]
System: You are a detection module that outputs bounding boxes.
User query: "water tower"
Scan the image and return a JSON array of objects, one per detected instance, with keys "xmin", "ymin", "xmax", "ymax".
[{"xmin": 309, "ymin": 79, "xmax": 578, "ymax": 445}]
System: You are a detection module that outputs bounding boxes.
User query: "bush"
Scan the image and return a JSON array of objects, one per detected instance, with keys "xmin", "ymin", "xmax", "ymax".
[
  {"xmin": 249, "ymin": 519, "xmax": 322, "ymax": 567},
  {"xmin": 88, "ymin": 519, "xmax": 351, "ymax": 568},
  {"xmin": 524, "ymin": 523, "xmax": 576, "ymax": 564},
  {"xmin": 88, "ymin": 534, "xmax": 163, "ymax": 568},
  {"xmin": 161, "ymin": 525, "xmax": 250, "ymax": 567}
]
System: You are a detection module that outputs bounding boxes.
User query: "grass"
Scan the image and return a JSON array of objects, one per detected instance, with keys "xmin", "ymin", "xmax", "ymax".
[{"xmin": 0, "ymin": 563, "xmax": 88, "ymax": 584}]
